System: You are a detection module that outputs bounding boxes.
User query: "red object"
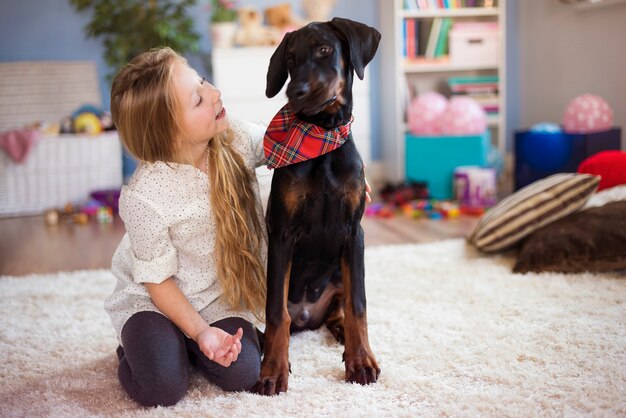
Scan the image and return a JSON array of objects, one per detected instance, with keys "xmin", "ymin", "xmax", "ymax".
[
  {"xmin": 264, "ymin": 105, "xmax": 353, "ymax": 169},
  {"xmin": 577, "ymin": 150, "xmax": 626, "ymax": 191},
  {"xmin": 0, "ymin": 128, "xmax": 40, "ymax": 163},
  {"xmin": 460, "ymin": 205, "xmax": 485, "ymax": 216}
]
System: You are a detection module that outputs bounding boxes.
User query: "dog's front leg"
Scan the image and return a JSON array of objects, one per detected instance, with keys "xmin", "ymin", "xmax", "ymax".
[
  {"xmin": 254, "ymin": 228, "xmax": 293, "ymax": 396},
  {"xmin": 341, "ymin": 225, "xmax": 380, "ymax": 385}
]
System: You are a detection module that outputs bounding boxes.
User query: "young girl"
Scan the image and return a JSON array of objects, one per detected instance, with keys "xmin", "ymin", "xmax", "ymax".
[{"xmin": 104, "ymin": 47, "xmax": 268, "ymax": 407}]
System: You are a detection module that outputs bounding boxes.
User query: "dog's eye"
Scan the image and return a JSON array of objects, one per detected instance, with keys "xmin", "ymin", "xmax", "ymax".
[
  {"xmin": 286, "ymin": 54, "xmax": 295, "ymax": 68},
  {"xmin": 318, "ymin": 46, "xmax": 332, "ymax": 57}
]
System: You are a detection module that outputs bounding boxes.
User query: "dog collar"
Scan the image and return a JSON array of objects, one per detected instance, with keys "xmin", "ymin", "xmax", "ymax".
[{"xmin": 264, "ymin": 105, "xmax": 353, "ymax": 169}]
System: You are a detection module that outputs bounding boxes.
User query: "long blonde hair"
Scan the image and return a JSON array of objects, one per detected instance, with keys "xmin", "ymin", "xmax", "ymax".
[{"xmin": 111, "ymin": 47, "xmax": 266, "ymax": 317}]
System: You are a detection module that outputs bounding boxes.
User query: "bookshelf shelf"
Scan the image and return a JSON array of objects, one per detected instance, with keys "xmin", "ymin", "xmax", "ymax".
[
  {"xmin": 403, "ymin": 58, "xmax": 498, "ymax": 73},
  {"xmin": 379, "ymin": 0, "xmax": 507, "ymax": 182},
  {"xmin": 400, "ymin": 7, "xmax": 499, "ymax": 18},
  {"xmin": 403, "ymin": 114, "xmax": 499, "ymax": 133}
]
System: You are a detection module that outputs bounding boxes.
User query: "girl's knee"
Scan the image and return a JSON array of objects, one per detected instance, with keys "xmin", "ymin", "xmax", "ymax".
[
  {"xmin": 128, "ymin": 373, "xmax": 188, "ymax": 407},
  {"xmin": 217, "ymin": 347, "xmax": 261, "ymax": 392},
  {"xmin": 119, "ymin": 357, "xmax": 188, "ymax": 407}
]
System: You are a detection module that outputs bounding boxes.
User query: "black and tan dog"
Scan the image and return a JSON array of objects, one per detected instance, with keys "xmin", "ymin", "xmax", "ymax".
[{"xmin": 255, "ymin": 17, "xmax": 381, "ymax": 396}]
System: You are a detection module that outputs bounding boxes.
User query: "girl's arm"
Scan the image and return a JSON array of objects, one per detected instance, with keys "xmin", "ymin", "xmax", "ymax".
[{"xmin": 144, "ymin": 278, "xmax": 243, "ymax": 367}]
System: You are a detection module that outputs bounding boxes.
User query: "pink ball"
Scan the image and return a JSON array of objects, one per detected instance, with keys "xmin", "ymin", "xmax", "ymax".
[
  {"xmin": 436, "ymin": 96, "xmax": 487, "ymax": 135},
  {"xmin": 407, "ymin": 92, "xmax": 448, "ymax": 135},
  {"xmin": 563, "ymin": 94, "xmax": 613, "ymax": 133}
]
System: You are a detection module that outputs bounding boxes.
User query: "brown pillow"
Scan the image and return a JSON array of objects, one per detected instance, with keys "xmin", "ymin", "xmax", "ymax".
[{"xmin": 514, "ymin": 201, "xmax": 626, "ymax": 273}]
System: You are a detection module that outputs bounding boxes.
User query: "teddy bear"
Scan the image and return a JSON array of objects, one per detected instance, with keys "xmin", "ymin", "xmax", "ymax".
[
  {"xmin": 302, "ymin": 0, "xmax": 336, "ymax": 23},
  {"xmin": 234, "ymin": 7, "xmax": 282, "ymax": 47},
  {"xmin": 264, "ymin": 3, "xmax": 304, "ymax": 35}
]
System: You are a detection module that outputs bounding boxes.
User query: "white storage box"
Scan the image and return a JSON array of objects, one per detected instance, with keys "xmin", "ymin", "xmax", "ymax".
[
  {"xmin": 0, "ymin": 132, "xmax": 123, "ymax": 217},
  {"xmin": 449, "ymin": 23, "xmax": 499, "ymax": 67}
]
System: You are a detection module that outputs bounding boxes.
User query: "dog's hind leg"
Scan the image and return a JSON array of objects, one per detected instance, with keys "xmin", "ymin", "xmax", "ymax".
[{"xmin": 324, "ymin": 290, "xmax": 345, "ymax": 344}]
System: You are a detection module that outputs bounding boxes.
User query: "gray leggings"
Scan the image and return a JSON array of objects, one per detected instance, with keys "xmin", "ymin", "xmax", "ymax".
[{"xmin": 117, "ymin": 311, "xmax": 261, "ymax": 407}]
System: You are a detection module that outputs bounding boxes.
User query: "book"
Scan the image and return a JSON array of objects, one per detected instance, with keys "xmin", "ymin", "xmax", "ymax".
[
  {"xmin": 425, "ymin": 18, "xmax": 442, "ymax": 58},
  {"xmin": 434, "ymin": 18, "xmax": 452, "ymax": 57}
]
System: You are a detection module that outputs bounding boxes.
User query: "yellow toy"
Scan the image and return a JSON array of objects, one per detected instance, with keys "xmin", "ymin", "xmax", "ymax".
[{"xmin": 73, "ymin": 112, "xmax": 102, "ymax": 135}]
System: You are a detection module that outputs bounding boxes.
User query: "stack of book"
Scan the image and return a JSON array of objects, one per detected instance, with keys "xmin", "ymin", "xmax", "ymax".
[
  {"xmin": 403, "ymin": 0, "xmax": 496, "ymax": 10},
  {"xmin": 447, "ymin": 75, "xmax": 499, "ymax": 116},
  {"xmin": 403, "ymin": 17, "xmax": 453, "ymax": 60}
]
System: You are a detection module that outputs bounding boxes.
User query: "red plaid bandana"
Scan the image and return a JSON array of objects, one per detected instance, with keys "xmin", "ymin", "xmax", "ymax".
[{"xmin": 264, "ymin": 105, "xmax": 353, "ymax": 169}]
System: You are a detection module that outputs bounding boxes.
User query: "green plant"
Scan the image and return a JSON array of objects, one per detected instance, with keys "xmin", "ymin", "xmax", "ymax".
[
  {"xmin": 210, "ymin": 0, "xmax": 237, "ymax": 23},
  {"xmin": 69, "ymin": 0, "xmax": 201, "ymax": 79}
]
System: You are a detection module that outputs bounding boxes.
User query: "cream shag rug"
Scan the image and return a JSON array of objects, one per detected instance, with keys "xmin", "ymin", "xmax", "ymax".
[{"xmin": 1, "ymin": 239, "xmax": 625, "ymax": 417}]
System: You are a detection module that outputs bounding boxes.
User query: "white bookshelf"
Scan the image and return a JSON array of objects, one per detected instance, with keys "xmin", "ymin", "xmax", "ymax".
[{"xmin": 379, "ymin": 0, "xmax": 507, "ymax": 182}]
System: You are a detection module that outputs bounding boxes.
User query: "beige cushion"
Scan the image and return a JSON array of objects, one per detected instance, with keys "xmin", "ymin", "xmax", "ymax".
[{"xmin": 468, "ymin": 173, "xmax": 600, "ymax": 253}]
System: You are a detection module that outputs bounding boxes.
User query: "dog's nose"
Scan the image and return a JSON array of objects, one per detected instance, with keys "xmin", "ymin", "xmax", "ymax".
[
  {"xmin": 289, "ymin": 82, "xmax": 310, "ymax": 99},
  {"xmin": 298, "ymin": 309, "xmax": 310, "ymax": 324}
]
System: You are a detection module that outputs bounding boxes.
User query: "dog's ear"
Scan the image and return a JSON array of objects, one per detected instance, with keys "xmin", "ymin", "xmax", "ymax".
[
  {"xmin": 266, "ymin": 32, "xmax": 292, "ymax": 98},
  {"xmin": 329, "ymin": 17, "xmax": 381, "ymax": 80}
]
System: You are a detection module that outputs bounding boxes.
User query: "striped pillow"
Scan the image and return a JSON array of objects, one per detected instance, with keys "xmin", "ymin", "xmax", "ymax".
[{"xmin": 468, "ymin": 173, "xmax": 600, "ymax": 253}]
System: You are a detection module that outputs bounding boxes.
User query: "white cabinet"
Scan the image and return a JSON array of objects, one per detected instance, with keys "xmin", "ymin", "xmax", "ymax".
[
  {"xmin": 379, "ymin": 0, "xmax": 507, "ymax": 182},
  {"xmin": 212, "ymin": 47, "xmax": 373, "ymax": 164}
]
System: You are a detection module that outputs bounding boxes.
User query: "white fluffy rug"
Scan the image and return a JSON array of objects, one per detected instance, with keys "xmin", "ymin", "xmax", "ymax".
[{"xmin": 1, "ymin": 239, "xmax": 625, "ymax": 417}]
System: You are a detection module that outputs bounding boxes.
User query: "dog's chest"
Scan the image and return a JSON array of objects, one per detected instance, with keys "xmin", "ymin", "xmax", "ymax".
[{"xmin": 268, "ymin": 144, "xmax": 362, "ymax": 242}]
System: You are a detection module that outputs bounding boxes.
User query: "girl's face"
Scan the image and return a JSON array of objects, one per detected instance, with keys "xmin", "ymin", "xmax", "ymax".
[{"xmin": 171, "ymin": 59, "xmax": 229, "ymax": 154}]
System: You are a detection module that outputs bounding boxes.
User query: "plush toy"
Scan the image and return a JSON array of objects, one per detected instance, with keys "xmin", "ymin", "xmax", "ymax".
[
  {"xmin": 234, "ymin": 7, "xmax": 282, "ymax": 47},
  {"xmin": 73, "ymin": 112, "xmax": 102, "ymax": 135},
  {"xmin": 302, "ymin": 0, "xmax": 336, "ymax": 22},
  {"xmin": 264, "ymin": 3, "xmax": 303, "ymax": 35}
]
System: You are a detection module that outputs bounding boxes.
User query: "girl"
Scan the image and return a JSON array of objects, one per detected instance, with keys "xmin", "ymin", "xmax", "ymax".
[{"xmin": 104, "ymin": 47, "xmax": 268, "ymax": 407}]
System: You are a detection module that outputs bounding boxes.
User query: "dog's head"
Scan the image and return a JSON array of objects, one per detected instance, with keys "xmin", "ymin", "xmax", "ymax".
[{"xmin": 266, "ymin": 17, "xmax": 380, "ymax": 122}]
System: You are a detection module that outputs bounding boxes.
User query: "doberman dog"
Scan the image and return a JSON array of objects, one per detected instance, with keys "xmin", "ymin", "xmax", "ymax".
[{"xmin": 254, "ymin": 17, "xmax": 381, "ymax": 396}]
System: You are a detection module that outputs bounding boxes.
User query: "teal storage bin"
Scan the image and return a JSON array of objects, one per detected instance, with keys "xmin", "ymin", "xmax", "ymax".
[{"xmin": 405, "ymin": 131, "xmax": 490, "ymax": 199}]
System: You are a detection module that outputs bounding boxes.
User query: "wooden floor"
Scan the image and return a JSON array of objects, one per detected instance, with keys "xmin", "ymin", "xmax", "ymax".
[{"xmin": 0, "ymin": 212, "xmax": 479, "ymax": 276}]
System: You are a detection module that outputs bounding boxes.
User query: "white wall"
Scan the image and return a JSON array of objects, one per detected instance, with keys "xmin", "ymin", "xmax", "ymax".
[{"xmin": 517, "ymin": 0, "xmax": 626, "ymax": 148}]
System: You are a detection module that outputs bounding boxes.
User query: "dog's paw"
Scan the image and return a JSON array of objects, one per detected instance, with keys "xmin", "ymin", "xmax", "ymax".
[
  {"xmin": 344, "ymin": 353, "xmax": 380, "ymax": 385},
  {"xmin": 254, "ymin": 374, "xmax": 289, "ymax": 396},
  {"xmin": 254, "ymin": 361, "xmax": 290, "ymax": 396}
]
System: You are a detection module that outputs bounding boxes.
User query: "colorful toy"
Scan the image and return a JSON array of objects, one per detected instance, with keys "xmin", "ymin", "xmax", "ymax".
[
  {"xmin": 563, "ymin": 94, "xmax": 613, "ymax": 134},
  {"xmin": 454, "ymin": 166, "xmax": 497, "ymax": 208},
  {"xmin": 91, "ymin": 189, "xmax": 121, "ymax": 212},
  {"xmin": 436, "ymin": 96, "xmax": 487, "ymax": 135},
  {"xmin": 73, "ymin": 112, "xmax": 102, "ymax": 135},
  {"xmin": 379, "ymin": 181, "xmax": 429, "ymax": 206},
  {"xmin": 365, "ymin": 202, "xmax": 395, "ymax": 218},
  {"xmin": 97, "ymin": 206, "xmax": 114, "ymax": 224},
  {"xmin": 407, "ymin": 92, "xmax": 448, "ymax": 135},
  {"xmin": 459, "ymin": 205, "xmax": 485, "ymax": 216},
  {"xmin": 44, "ymin": 209, "xmax": 60, "ymax": 227}
]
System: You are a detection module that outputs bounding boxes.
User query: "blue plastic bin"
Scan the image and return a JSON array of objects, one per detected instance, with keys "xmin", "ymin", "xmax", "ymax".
[
  {"xmin": 405, "ymin": 131, "xmax": 491, "ymax": 200},
  {"xmin": 514, "ymin": 127, "xmax": 621, "ymax": 190}
]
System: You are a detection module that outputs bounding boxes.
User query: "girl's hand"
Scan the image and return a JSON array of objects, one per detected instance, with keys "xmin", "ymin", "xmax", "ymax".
[
  {"xmin": 364, "ymin": 163, "xmax": 372, "ymax": 203},
  {"xmin": 196, "ymin": 326, "xmax": 243, "ymax": 367}
]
